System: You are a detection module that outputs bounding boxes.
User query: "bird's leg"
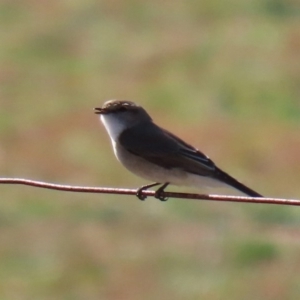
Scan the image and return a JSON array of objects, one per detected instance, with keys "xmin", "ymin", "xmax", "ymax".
[
  {"xmin": 136, "ymin": 182, "xmax": 161, "ymax": 200},
  {"xmin": 154, "ymin": 182, "xmax": 170, "ymax": 201}
]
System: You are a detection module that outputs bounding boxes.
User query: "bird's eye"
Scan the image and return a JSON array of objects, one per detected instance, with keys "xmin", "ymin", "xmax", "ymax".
[{"xmin": 118, "ymin": 107, "xmax": 127, "ymax": 112}]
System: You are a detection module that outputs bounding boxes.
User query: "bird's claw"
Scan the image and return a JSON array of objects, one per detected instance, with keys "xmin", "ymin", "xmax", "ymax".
[
  {"xmin": 154, "ymin": 182, "xmax": 169, "ymax": 201},
  {"xmin": 136, "ymin": 188, "xmax": 147, "ymax": 201},
  {"xmin": 154, "ymin": 190, "xmax": 168, "ymax": 201},
  {"xmin": 136, "ymin": 182, "xmax": 161, "ymax": 201},
  {"xmin": 136, "ymin": 182, "xmax": 169, "ymax": 201}
]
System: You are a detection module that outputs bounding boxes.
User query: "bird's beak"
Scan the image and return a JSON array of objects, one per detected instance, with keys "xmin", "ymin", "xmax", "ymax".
[{"xmin": 94, "ymin": 107, "xmax": 106, "ymax": 114}]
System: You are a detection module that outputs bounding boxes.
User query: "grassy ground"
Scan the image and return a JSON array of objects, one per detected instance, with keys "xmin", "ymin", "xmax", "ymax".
[{"xmin": 1, "ymin": 0, "xmax": 300, "ymax": 299}]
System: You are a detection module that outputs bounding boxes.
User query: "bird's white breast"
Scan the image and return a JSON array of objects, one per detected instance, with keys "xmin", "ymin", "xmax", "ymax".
[
  {"xmin": 100, "ymin": 114, "xmax": 127, "ymax": 158},
  {"xmin": 100, "ymin": 114, "xmax": 126, "ymax": 142}
]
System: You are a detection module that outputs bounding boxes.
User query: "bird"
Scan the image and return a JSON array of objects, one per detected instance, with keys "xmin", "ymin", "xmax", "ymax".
[{"xmin": 94, "ymin": 100, "xmax": 262, "ymax": 200}]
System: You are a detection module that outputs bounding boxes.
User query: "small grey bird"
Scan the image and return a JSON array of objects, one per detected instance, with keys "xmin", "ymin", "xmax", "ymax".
[{"xmin": 95, "ymin": 100, "xmax": 262, "ymax": 200}]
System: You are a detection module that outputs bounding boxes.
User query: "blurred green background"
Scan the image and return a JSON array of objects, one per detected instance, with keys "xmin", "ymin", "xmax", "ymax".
[{"xmin": 1, "ymin": 0, "xmax": 300, "ymax": 299}]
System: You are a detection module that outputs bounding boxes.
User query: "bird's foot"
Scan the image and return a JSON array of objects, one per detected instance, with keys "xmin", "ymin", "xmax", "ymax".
[
  {"xmin": 154, "ymin": 183, "xmax": 169, "ymax": 201},
  {"xmin": 136, "ymin": 183, "xmax": 160, "ymax": 201}
]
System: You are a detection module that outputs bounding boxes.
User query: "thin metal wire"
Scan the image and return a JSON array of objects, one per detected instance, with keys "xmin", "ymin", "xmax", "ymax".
[{"xmin": 0, "ymin": 178, "xmax": 298, "ymax": 206}]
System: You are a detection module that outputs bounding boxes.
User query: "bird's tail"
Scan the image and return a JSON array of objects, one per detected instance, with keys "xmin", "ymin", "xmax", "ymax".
[{"xmin": 214, "ymin": 167, "xmax": 263, "ymax": 197}]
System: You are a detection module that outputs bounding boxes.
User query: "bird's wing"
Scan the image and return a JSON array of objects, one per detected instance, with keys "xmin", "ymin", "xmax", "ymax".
[{"xmin": 119, "ymin": 122, "xmax": 215, "ymax": 176}]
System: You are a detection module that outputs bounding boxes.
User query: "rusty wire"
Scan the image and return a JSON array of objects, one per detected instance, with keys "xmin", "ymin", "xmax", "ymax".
[{"xmin": 0, "ymin": 178, "xmax": 298, "ymax": 206}]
